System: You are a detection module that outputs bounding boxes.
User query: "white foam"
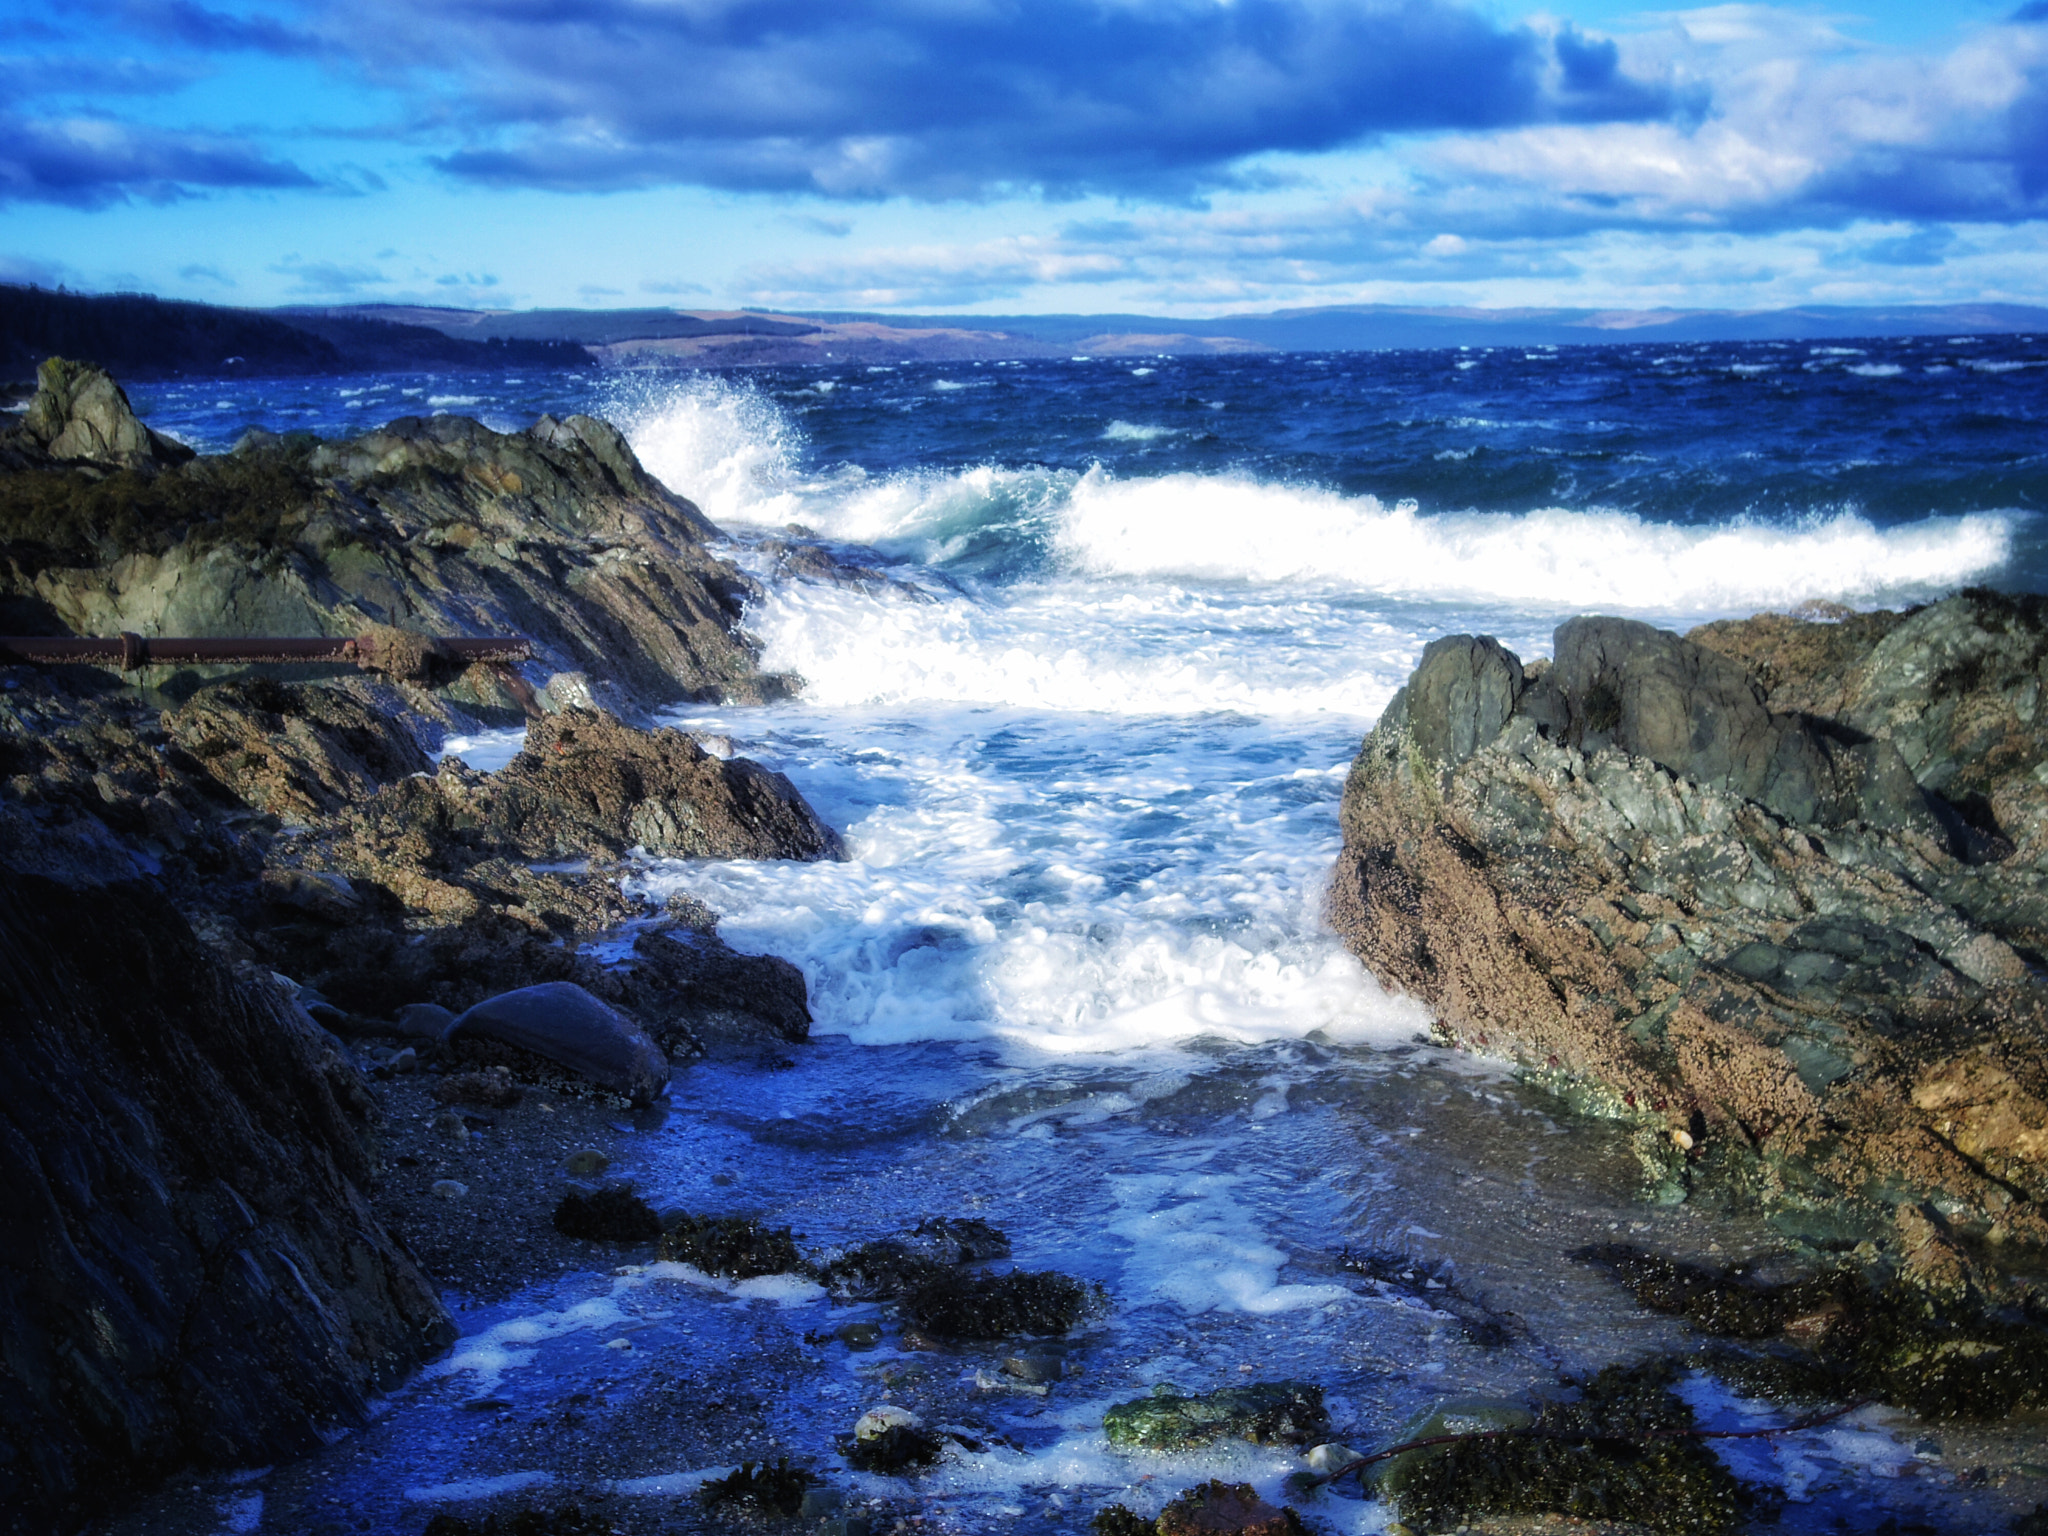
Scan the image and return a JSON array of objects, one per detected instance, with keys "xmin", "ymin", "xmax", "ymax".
[
  {"xmin": 1049, "ymin": 469, "xmax": 2013, "ymax": 608},
  {"xmin": 1847, "ymin": 363, "xmax": 1904, "ymax": 377},
  {"xmin": 405, "ymin": 1472, "xmax": 553, "ymax": 1502},
  {"xmin": 434, "ymin": 727, "xmax": 528, "ymax": 773},
  {"xmin": 634, "ymin": 1260, "xmax": 827, "ymax": 1306},
  {"xmin": 428, "ymin": 394, "xmax": 482, "ymax": 407},
  {"xmin": 1102, "ymin": 420, "xmax": 1179, "ymax": 441},
  {"xmin": 427, "ymin": 1288, "xmax": 633, "ymax": 1391},
  {"xmin": 741, "ymin": 576, "xmax": 1407, "ymax": 716},
  {"xmin": 1108, "ymin": 1168, "xmax": 1360, "ymax": 1315}
]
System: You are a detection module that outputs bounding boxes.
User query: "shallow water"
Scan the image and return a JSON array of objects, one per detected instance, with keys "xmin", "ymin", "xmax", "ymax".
[{"xmin": 103, "ymin": 346, "xmax": 2048, "ymax": 1531}]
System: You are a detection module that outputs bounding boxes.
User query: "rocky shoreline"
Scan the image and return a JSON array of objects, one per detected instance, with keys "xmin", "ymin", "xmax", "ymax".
[
  {"xmin": 0, "ymin": 362, "xmax": 846, "ymax": 1533},
  {"xmin": 1330, "ymin": 599, "xmax": 2048, "ymax": 1299},
  {"xmin": 8, "ymin": 357, "xmax": 2048, "ymax": 1536}
]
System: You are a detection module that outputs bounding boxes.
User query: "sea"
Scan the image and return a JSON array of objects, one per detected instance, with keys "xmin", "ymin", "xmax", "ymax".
[{"xmin": 117, "ymin": 337, "xmax": 2048, "ymax": 1534}]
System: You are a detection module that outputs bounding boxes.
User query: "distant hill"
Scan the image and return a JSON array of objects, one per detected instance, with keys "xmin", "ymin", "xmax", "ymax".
[
  {"xmin": 317, "ymin": 298, "xmax": 2048, "ymax": 365},
  {"xmin": 0, "ymin": 286, "xmax": 591, "ymax": 380},
  {"xmin": 10, "ymin": 288, "xmax": 2047, "ymax": 380}
]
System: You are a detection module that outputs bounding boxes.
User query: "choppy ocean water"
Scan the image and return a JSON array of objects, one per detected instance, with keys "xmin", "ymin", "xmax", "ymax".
[{"xmin": 120, "ymin": 342, "xmax": 2048, "ymax": 1533}]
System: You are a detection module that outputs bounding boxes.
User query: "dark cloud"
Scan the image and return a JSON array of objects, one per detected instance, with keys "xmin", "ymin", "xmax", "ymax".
[
  {"xmin": 117, "ymin": 0, "xmax": 321, "ymax": 55},
  {"xmin": 177, "ymin": 261, "xmax": 237, "ymax": 284},
  {"xmin": 302, "ymin": 0, "xmax": 1689, "ymax": 199},
  {"xmin": 0, "ymin": 115, "xmax": 318, "ymax": 206}
]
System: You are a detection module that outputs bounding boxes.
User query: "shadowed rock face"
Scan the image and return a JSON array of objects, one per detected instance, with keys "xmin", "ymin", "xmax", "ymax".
[
  {"xmin": 0, "ymin": 869, "xmax": 453, "ymax": 1536},
  {"xmin": 0, "ymin": 360, "xmax": 785, "ymax": 715},
  {"xmin": 1331, "ymin": 598, "xmax": 2048, "ymax": 1284}
]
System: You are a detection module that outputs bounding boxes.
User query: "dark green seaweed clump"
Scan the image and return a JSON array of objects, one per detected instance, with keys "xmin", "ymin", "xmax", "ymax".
[
  {"xmin": 0, "ymin": 447, "xmax": 319, "ymax": 564},
  {"xmin": 551, "ymin": 1186, "xmax": 661, "ymax": 1243},
  {"xmin": 898, "ymin": 1268, "xmax": 1103, "ymax": 1339},
  {"xmin": 656, "ymin": 1212, "xmax": 803, "ymax": 1278},
  {"xmin": 1378, "ymin": 1361, "xmax": 1753, "ymax": 1536},
  {"xmin": 1575, "ymin": 1243, "xmax": 2048, "ymax": 1420},
  {"xmin": 699, "ymin": 1458, "xmax": 819, "ymax": 1515},
  {"xmin": 814, "ymin": 1216, "xmax": 1013, "ymax": 1300},
  {"xmin": 846, "ymin": 1423, "xmax": 946, "ymax": 1473},
  {"xmin": 421, "ymin": 1505, "xmax": 608, "ymax": 1536},
  {"xmin": 1156, "ymin": 1481, "xmax": 1307, "ymax": 1536},
  {"xmin": 1090, "ymin": 1504, "xmax": 1154, "ymax": 1536}
]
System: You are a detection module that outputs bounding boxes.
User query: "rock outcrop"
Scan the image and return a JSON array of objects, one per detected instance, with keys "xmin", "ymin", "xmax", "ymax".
[
  {"xmin": 0, "ymin": 867, "xmax": 452, "ymax": 1535},
  {"xmin": 0, "ymin": 359, "xmax": 787, "ymax": 714},
  {"xmin": 1331, "ymin": 595, "xmax": 2048, "ymax": 1278}
]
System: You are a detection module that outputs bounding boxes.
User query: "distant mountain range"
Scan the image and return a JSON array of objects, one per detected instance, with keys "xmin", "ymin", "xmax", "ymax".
[{"xmin": 6, "ymin": 284, "xmax": 2045, "ymax": 379}]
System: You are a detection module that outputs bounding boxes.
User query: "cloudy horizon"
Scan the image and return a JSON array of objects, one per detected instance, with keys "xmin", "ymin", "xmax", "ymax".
[{"xmin": 6, "ymin": 1, "xmax": 2047, "ymax": 315}]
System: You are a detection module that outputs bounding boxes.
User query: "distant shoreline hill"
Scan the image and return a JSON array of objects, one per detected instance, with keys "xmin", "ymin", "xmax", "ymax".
[
  {"xmin": 0, "ymin": 285, "xmax": 590, "ymax": 380},
  {"xmin": 6, "ymin": 284, "xmax": 2047, "ymax": 379},
  {"xmin": 313, "ymin": 298, "xmax": 2048, "ymax": 367}
]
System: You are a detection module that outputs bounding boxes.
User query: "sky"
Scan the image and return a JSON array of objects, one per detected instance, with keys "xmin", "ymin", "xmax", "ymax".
[{"xmin": 5, "ymin": 0, "xmax": 2048, "ymax": 317}]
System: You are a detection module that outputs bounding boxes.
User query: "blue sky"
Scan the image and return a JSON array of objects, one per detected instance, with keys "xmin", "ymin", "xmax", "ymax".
[{"xmin": 5, "ymin": 1, "xmax": 2047, "ymax": 315}]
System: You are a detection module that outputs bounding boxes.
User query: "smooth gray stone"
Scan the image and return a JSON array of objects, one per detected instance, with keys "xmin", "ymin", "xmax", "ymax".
[
  {"xmin": 394, "ymin": 1002, "xmax": 456, "ymax": 1040},
  {"xmin": 445, "ymin": 982, "xmax": 670, "ymax": 1104}
]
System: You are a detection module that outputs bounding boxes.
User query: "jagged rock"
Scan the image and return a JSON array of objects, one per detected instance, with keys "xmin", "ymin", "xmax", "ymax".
[
  {"xmin": 444, "ymin": 981, "xmax": 671, "ymax": 1104},
  {"xmin": 2, "ymin": 366, "xmax": 792, "ymax": 713},
  {"xmin": 626, "ymin": 923, "xmax": 813, "ymax": 1053},
  {"xmin": 164, "ymin": 676, "xmax": 432, "ymax": 825},
  {"xmin": 12, "ymin": 356, "xmax": 194, "ymax": 470},
  {"xmin": 0, "ymin": 869, "xmax": 451, "ymax": 1535},
  {"xmin": 1330, "ymin": 597, "xmax": 2048, "ymax": 1270},
  {"xmin": 1155, "ymin": 1481, "xmax": 1307, "ymax": 1536},
  {"xmin": 484, "ymin": 708, "xmax": 845, "ymax": 861}
]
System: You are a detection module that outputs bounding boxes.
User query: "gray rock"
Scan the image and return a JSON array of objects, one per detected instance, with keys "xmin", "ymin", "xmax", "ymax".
[
  {"xmin": 446, "ymin": 981, "xmax": 671, "ymax": 1104},
  {"xmin": 18, "ymin": 357, "xmax": 194, "ymax": 469},
  {"xmin": 1399, "ymin": 633, "xmax": 1526, "ymax": 769},
  {"xmin": 394, "ymin": 1002, "xmax": 457, "ymax": 1040}
]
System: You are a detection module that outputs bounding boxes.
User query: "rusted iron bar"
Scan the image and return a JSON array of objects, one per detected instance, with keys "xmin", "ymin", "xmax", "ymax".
[{"xmin": 0, "ymin": 633, "xmax": 533, "ymax": 670}]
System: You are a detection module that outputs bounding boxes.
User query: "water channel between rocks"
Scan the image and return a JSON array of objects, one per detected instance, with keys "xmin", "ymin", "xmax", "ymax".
[{"xmin": 104, "ymin": 693, "xmax": 2048, "ymax": 1536}]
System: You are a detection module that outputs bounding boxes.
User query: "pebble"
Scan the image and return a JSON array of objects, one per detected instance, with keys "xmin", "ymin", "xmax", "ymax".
[
  {"xmin": 430, "ymin": 1180, "xmax": 468, "ymax": 1199},
  {"xmin": 836, "ymin": 1322, "xmax": 883, "ymax": 1351},
  {"xmin": 854, "ymin": 1405, "xmax": 920, "ymax": 1440},
  {"xmin": 1306, "ymin": 1442, "xmax": 1360, "ymax": 1473},
  {"xmin": 564, "ymin": 1148, "xmax": 610, "ymax": 1175},
  {"xmin": 821, "ymin": 1520, "xmax": 870, "ymax": 1536},
  {"xmin": 799, "ymin": 1488, "xmax": 844, "ymax": 1518},
  {"xmin": 1002, "ymin": 1351, "xmax": 1063, "ymax": 1384},
  {"xmin": 975, "ymin": 1369, "xmax": 1048, "ymax": 1396},
  {"xmin": 428, "ymin": 1110, "xmax": 468, "ymax": 1143},
  {"xmin": 392, "ymin": 1047, "xmax": 417, "ymax": 1074}
]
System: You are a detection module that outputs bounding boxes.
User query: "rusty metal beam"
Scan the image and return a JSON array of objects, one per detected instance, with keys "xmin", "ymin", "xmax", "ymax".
[{"xmin": 0, "ymin": 633, "xmax": 533, "ymax": 670}]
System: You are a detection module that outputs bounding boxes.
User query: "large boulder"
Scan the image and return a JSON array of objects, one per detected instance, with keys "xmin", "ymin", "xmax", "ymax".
[
  {"xmin": 444, "ymin": 981, "xmax": 671, "ymax": 1104},
  {"xmin": 1, "ymin": 363, "xmax": 789, "ymax": 715},
  {"xmin": 0, "ymin": 868, "xmax": 452, "ymax": 1535},
  {"xmin": 1331, "ymin": 597, "xmax": 2048, "ymax": 1276},
  {"xmin": 14, "ymin": 356, "xmax": 194, "ymax": 470}
]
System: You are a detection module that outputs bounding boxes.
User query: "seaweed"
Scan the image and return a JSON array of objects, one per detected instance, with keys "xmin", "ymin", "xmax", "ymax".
[
  {"xmin": 814, "ymin": 1216, "xmax": 1012, "ymax": 1300},
  {"xmin": 845, "ymin": 1422, "xmax": 945, "ymax": 1473},
  {"xmin": 551, "ymin": 1186, "xmax": 660, "ymax": 1243},
  {"xmin": 1575, "ymin": 1243, "xmax": 2048, "ymax": 1420},
  {"xmin": 1376, "ymin": 1361, "xmax": 1754, "ymax": 1535},
  {"xmin": 1090, "ymin": 1505, "xmax": 1154, "ymax": 1536},
  {"xmin": 699, "ymin": 1457, "xmax": 819, "ymax": 1515},
  {"xmin": 656, "ymin": 1212, "xmax": 803, "ymax": 1278},
  {"xmin": 897, "ymin": 1267, "xmax": 1102, "ymax": 1339}
]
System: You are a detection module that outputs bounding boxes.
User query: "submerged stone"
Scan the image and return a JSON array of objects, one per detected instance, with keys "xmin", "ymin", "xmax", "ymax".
[
  {"xmin": 1156, "ymin": 1480, "xmax": 1308, "ymax": 1536},
  {"xmin": 699, "ymin": 1457, "xmax": 820, "ymax": 1515},
  {"xmin": 847, "ymin": 1404, "xmax": 944, "ymax": 1473},
  {"xmin": 1103, "ymin": 1381, "xmax": 1329, "ymax": 1450}
]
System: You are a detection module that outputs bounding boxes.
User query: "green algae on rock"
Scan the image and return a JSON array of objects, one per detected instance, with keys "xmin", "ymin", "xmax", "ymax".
[
  {"xmin": 1102, "ymin": 1381, "xmax": 1329, "ymax": 1450},
  {"xmin": 1374, "ymin": 1362, "xmax": 1754, "ymax": 1535}
]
